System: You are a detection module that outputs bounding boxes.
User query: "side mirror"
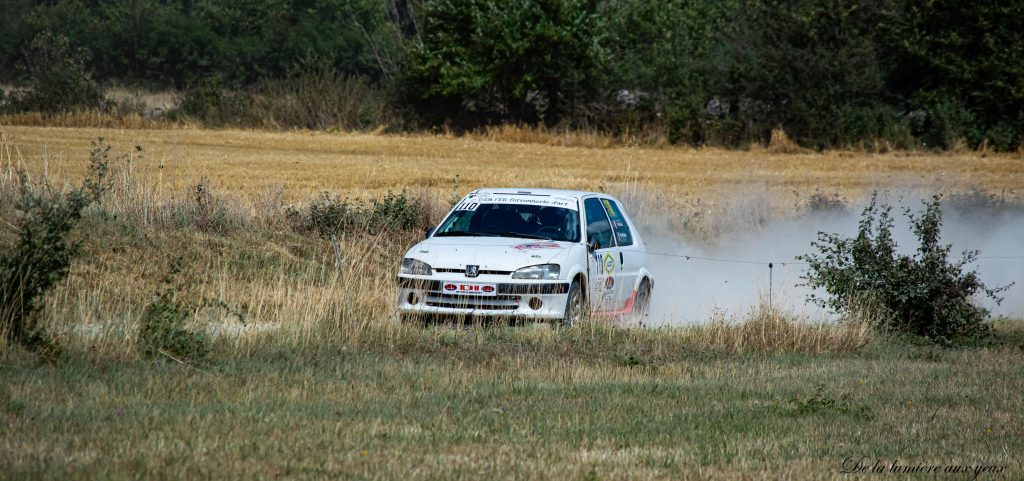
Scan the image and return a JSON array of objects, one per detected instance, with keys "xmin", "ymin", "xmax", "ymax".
[
  {"xmin": 588, "ymin": 238, "xmax": 600, "ymax": 252},
  {"xmin": 424, "ymin": 227, "xmax": 436, "ymax": 239}
]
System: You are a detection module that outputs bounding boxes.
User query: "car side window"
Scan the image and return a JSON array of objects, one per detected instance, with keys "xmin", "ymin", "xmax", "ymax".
[
  {"xmin": 601, "ymin": 198, "xmax": 633, "ymax": 247},
  {"xmin": 584, "ymin": 198, "xmax": 615, "ymax": 248}
]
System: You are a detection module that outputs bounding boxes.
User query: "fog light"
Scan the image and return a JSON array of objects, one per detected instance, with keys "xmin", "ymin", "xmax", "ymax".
[
  {"xmin": 407, "ymin": 292, "xmax": 419, "ymax": 305},
  {"xmin": 528, "ymin": 297, "xmax": 543, "ymax": 310}
]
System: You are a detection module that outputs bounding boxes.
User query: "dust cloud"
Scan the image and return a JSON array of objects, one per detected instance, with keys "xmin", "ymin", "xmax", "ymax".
[{"xmin": 638, "ymin": 191, "xmax": 1024, "ymax": 325}]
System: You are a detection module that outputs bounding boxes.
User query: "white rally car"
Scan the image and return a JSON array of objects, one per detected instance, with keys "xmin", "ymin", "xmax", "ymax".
[{"xmin": 396, "ymin": 188, "xmax": 654, "ymax": 324}]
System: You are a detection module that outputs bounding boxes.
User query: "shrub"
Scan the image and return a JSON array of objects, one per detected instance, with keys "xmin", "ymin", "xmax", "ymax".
[
  {"xmin": 916, "ymin": 97, "xmax": 981, "ymax": 149},
  {"xmin": 366, "ymin": 191, "xmax": 422, "ymax": 233},
  {"xmin": 189, "ymin": 177, "xmax": 232, "ymax": 233},
  {"xmin": 173, "ymin": 71, "xmax": 395, "ymax": 130},
  {"xmin": 136, "ymin": 259, "xmax": 209, "ymax": 363},
  {"xmin": 291, "ymin": 191, "xmax": 424, "ymax": 238},
  {"xmin": 302, "ymin": 192, "xmax": 359, "ymax": 238},
  {"xmin": 0, "ymin": 139, "xmax": 110, "ymax": 353},
  {"xmin": 5, "ymin": 32, "xmax": 108, "ymax": 113},
  {"xmin": 798, "ymin": 193, "xmax": 1011, "ymax": 343},
  {"xmin": 173, "ymin": 77, "xmax": 259, "ymax": 127}
]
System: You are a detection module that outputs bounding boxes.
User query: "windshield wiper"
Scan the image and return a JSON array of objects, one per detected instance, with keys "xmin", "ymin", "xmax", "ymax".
[
  {"xmin": 433, "ymin": 230, "xmax": 483, "ymax": 237},
  {"xmin": 491, "ymin": 231, "xmax": 551, "ymax": 240},
  {"xmin": 435, "ymin": 230, "xmax": 552, "ymax": 240}
]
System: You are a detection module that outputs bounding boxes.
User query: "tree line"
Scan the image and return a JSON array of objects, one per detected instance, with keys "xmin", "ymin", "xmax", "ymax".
[{"xmin": 1, "ymin": 0, "xmax": 1021, "ymax": 150}]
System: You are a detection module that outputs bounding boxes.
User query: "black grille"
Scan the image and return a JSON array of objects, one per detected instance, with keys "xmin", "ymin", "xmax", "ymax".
[
  {"xmin": 398, "ymin": 277, "xmax": 569, "ymax": 296},
  {"xmin": 425, "ymin": 293, "xmax": 521, "ymax": 310}
]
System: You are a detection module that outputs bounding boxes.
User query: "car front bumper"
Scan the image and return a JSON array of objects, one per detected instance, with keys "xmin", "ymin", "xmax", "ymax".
[{"xmin": 396, "ymin": 276, "xmax": 570, "ymax": 320}]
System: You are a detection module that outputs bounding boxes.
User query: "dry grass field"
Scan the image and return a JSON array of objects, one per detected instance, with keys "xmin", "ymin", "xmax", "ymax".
[
  {"xmin": 4, "ymin": 125, "xmax": 1022, "ymax": 204},
  {"xmin": 2, "ymin": 125, "xmax": 1022, "ymax": 480}
]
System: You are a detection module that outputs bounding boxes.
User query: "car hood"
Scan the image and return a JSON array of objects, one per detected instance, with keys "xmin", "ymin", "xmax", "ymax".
[{"xmin": 405, "ymin": 236, "xmax": 582, "ymax": 273}]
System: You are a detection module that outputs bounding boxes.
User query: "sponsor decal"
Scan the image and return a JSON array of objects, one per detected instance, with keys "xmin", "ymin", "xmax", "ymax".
[
  {"xmin": 465, "ymin": 265, "xmax": 480, "ymax": 277},
  {"xmin": 602, "ymin": 199, "xmax": 619, "ymax": 218},
  {"xmin": 473, "ymin": 196, "xmax": 578, "ymax": 210},
  {"xmin": 447, "ymin": 282, "xmax": 498, "ymax": 297},
  {"xmin": 605, "ymin": 276, "xmax": 615, "ymax": 290},
  {"xmin": 602, "ymin": 252, "xmax": 615, "ymax": 275},
  {"xmin": 454, "ymin": 200, "xmax": 480, "ymax": 211},
  {"xmin": 513, "ymin": 242, "xmax": 562, "ymax": 250}
]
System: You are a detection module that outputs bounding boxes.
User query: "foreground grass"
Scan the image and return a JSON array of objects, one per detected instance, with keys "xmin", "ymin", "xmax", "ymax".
[{"xmin": 2, "ymin": 327, "xmax": 1022, "ymax": 481}]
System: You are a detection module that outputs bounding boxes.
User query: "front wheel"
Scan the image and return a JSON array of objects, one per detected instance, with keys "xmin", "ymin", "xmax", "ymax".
[
  {"xmin": 630, "ymin": 279, "xmax": 652, "ymax": 327},
  {"xmin": 562, "ymin": 281, "xmax": 585, "ymax": 325}
]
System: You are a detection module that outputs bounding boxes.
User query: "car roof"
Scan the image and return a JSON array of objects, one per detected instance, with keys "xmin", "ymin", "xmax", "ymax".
[{"xmin": 468, "ymin": 188, "xmax": 608, "ymax": 200}]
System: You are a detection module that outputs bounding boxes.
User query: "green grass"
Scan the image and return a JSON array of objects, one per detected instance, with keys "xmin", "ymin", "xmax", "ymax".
[{"xmin": 3, "ymin": 328, "xmax": 1022, "ymax": 480}]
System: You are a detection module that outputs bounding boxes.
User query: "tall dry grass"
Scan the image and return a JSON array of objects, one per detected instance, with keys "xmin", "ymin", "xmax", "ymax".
[
  {"xmin": 0, "ymin": 133, "xmax": 889, "ymax": 360},
  {"xmin": 0, "ymin": 110, "xmax": 186, "ymax": 130}
]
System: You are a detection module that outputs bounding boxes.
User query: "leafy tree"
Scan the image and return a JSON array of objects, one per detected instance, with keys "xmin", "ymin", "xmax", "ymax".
[
  {"xmin": 717, "ymin": 0, "xmax": 898, "ymax": 147},
  {"xmin": 6, "ymin": 31, "xmax": 108, "ymax": 113},
  {"xmin": 890, "ymin": 0, "xmax": 1024, "ymax": 150},
  {"xmin": 403, "ymin": 0, "xmax": 607, "ymax": 126}
]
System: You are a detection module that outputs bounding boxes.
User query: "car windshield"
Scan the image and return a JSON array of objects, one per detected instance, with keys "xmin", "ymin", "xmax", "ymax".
[{"xmin": 434, "ymin": 203, "xmax": 581, "ymax": 242}]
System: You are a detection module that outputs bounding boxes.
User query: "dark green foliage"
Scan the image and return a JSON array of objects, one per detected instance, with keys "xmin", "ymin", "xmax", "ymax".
[
  {"xmin": 301, "ymin": 192, "xmax": 359, "ymax": 238},
  {"xmin": 5, "ymin": 32, "xmax": 108, "ymax": 113},
  {"xmin": 791, "ymin": 384, "xmax": 873, "ymax": 421},
  {"xmin": 4, "ymin": 0, "xmax": 402, "ymax": 88},
  {"xmin": 174, "ymin": 68, "xmax": 394, "ymax": 130},
  {"xmin": 799, "ymin": 193, "xmax": 1011, "ymax": 343},
  {"xmin": 366, "ymin": 191, "xmax": 423, "ymax": 233},
  {"xmin": 713, "ymin": 0, "xmax": 895, "ymax": 148},
  {"xmin": 892, "ymin": 1, "xmax": 1024, "ymax": 150},
  {"xmin": 291, "ymin": 190, "xmax": 424, "ymax": 238},
  {"xmin": 137, "ymin": 259, "xmax": 209, "ymax": 363},
  {"xmin": 0, "ymin": 138, "xmax": 111, "ymax": 353},
  {"xmin": 1, "ymin": 0, "xmax": 1021, "ymax": 150},
  {"xmin": 174, "ymin": 78, "xmax": 260, "ymax": 127},
  {"xmin": 403, "ymin": 0, "xmax": 607, "ymax": 126},
  {"xmin": 914, "ymin": 97, "xmax": 980, "ymax": 149}
]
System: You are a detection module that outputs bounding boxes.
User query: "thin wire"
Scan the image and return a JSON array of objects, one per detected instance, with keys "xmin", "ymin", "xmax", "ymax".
[
  {"xmin": 645, "ymin": 251, "xmax": 807, "ymax": 266},
  {"xmin": 645, "ymin": 252, "xmax": 1024, "ymax": 266}
]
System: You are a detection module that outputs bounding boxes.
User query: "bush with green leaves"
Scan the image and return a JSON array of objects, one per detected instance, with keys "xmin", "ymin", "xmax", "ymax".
[
  {"xmin": 1, "ymin": 139, "xmax": 111, "ymax": 354},
  {"xmin": 799, "ymin": 193, "xmax": 1011, "ymax": 342},
  {"xmin": 136, "ymin": 259, "xmax": 209, "ymax": 363},
  {"xmin": 292, "ymin": 190, "xmax": 424, "ymax": 238}
]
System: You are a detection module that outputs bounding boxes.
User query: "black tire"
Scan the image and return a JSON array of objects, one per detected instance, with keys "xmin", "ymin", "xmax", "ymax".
[
  {"xmin": 632, "ymin": 279, "xmax": 652, "ymax": 327},
  {"xmin": 563, "ymin": 280, "xmax": 584, "ymax": 325}
]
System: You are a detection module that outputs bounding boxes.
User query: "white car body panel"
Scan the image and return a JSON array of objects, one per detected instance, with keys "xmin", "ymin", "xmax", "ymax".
[{"xmin": 396, "ymin": 188, "xmax": 653, "ymax": 321}]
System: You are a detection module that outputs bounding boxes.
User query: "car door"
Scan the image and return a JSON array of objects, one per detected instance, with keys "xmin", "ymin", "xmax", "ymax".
[
  {"xmin": 583, "ymin": 197, "xmax": 623, "ymax": 313},
  {"xmin": 599, "ymin": 197, "xmax": 643, "ymax": 311}
]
